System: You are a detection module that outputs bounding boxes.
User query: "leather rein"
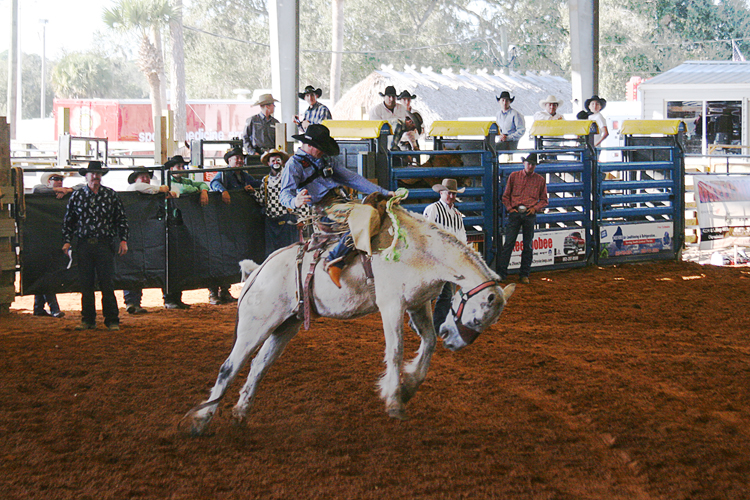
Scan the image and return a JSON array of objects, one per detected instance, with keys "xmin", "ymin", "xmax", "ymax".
[{"xmin": 449, "ymin": 280, "xmax": 502, "ymax": 345}]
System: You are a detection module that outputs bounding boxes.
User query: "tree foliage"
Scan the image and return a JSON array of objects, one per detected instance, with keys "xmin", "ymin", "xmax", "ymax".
[{"xmin": 50, "ymin": 51, "xmax": 147, "ymax": 100}]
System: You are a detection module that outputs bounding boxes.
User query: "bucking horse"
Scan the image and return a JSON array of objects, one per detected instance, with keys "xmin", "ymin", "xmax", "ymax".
[{"xmin": 185, "ymin": 200, "xmax": 515, "ymax": 435}]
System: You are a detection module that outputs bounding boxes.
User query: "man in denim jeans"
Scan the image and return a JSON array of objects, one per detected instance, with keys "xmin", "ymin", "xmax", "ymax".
[{"xmin": 497, "ymin": 153, "xmax": 548, "ymax": 284}]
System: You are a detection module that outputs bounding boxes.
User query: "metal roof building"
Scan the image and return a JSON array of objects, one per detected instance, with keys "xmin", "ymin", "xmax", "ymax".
[
  {"xmin": 332, "ymin": 65, "xmax": 573, "ymax": 131},
  {"xmin": 638, "ymin": 61, "xmax": 750, "ymax": 154}
]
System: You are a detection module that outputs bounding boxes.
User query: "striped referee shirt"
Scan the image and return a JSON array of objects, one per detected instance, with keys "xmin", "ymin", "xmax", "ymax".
[{"xmin": 423, "ymin": 199, "xmax": 467, "ymax": 244}]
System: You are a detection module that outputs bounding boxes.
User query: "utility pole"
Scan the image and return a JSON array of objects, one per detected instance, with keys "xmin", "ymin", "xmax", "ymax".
[
  {"xmin": 40, "ymin": 19, "xmax": 48, "ymax": 119},
  {"xmin": 7, "ymin": 0, "xmax": 19, "ymax": 139}
]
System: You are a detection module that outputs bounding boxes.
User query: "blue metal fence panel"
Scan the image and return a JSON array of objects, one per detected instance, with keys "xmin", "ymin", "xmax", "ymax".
[
  {"xmin": 388, "ymin": 149, "xmax": 496, "ymax": 263},
  {"xmin": 595, "ymin": 144, "xmax": 684, "ymax": 264},
  {"xmin": 497, "ymin": 148, "xmax": 594, "ymax": 274}
]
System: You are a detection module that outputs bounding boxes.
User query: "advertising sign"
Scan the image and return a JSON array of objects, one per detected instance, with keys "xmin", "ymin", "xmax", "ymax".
[
  {"xmin": 505, "ymin": 229, "xmax": 587, "ymax": 270},
  {"xmin": 693, "ymin": 175, "xmax": 750, "ymax": 250},
  {"xmin": 598, "ymin": 222, "xmax": 673, "ymax": 259}
]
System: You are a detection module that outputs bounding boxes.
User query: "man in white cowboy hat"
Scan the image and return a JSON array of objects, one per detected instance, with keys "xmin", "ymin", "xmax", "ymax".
[
  {"xmin": 62, "ymin": 161, "xmax": 129, "ymax": 331},
  {"xmin": 33, "ymin": 171, "xmax": 76, "ymax": 199},
  {"xmin": 255, "ymin": 148, "xmax": 308, "ymax": 255},
  {"xmin": 242, "ymin": 93, "xmax": 280, "ymax": 155},
  {"xmin": 279, "ymin": 123, "xmax": 393, "ymax": 287},
  {"xmin": 423, "ymin": 178, "xmax": 468, "ymax": 330},
  {"xmin": 495, "ymin": 91, "xmax": 526, "ymax": 151},
  {"xmin": 533, "ymin": 95, "xmax": 565, "ymax": 121},
  {"xmin": 584, "ymin": 95, "xmax": 609, "ymax": 147},
  {"xmin": 294, "ymin": 85, "xmax": 332, "ymax": 133},
  {"xmin": 497, "ymin": 153, "xmax": 548, "ymax": 284}
]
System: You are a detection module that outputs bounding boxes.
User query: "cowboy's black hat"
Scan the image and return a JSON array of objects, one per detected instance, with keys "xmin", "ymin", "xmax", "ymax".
[
  {"xmin": 405, "ymin": 110, "xmax": 423, "ymax": 135},
  {"xmin": 521, "ymin": 153, "xmax": 538, "ymax": 165},
  {"xmin": 496, "ymin": 91, "xmax": 515, "ymax": 102},
  {"xmin": 379, "ymin": 85, "xmax": 398, "ymax": 97},
  {"xmin": 576, "ymin": 110, "xmax": 591, "ymax": 120},
  {"xmin": 298, "ymin": 85, "xmax": 323, "ymax": 99},
  {"xmin": 165, "ymin": 155, "xmax": 189, "ymax": 169},
  {"xmin": 127, "ymin": 168, "xmax": 154, "ymax": 184},
  {"xmin": 292, "ymin": 124, "xmax": 340, "ymax": 156},
  {"xmin": 584, "ymin": 95, "xmax": 607, "ymax": 111},
  {"xmin": 224, "ymin": 147, "xmax": 244, "ymax": 163},
  {"xmin": 397, "ymin": 90, "xmax": 417, "ymax": 100},
  {"xmin": 78, "ymin": 160, "xmax": 109, "ymax": 176}
]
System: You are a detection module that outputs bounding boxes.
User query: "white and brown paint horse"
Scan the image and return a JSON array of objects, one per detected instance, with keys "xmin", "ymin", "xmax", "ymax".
[{"xmin": 186, "ymin": 206, "xmax": 514, "ymax": 435}]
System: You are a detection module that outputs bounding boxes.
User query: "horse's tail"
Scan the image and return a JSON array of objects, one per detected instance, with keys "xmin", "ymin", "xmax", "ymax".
[{"xmin": 239, "ymin": 259, "xmax": 261, "ymax": 282}]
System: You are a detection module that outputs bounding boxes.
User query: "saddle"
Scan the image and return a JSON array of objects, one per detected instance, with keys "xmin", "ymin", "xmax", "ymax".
[{"xmin": 293, "ymin": 192, "xmax": 392, "ymax": 330}]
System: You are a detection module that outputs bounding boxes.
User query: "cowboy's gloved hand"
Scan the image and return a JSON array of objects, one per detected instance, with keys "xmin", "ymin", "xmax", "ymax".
[
  {"xmin": 221, "ymin": 191, "xmax": 231, "ymax": 204},
  {"xmin": 199, "ymin": 190, "xmax": 209, "ymax": 206}
]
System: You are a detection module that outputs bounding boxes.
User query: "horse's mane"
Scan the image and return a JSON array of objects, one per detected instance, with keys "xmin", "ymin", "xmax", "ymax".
[{"xmin": 393, "ymin": 206, "xmax": 498, "ymax": 279}]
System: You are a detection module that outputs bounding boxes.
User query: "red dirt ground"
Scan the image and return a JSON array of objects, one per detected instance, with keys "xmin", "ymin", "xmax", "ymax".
[{"xmin": 2, "ymin": 260, "xmax": 750, "ymax": 499}]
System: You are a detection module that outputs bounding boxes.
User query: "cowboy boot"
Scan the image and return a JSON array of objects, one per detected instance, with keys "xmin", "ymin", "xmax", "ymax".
[{"xmin": 328, "ymin": 265, "xmax": 342, "ymax": 288}]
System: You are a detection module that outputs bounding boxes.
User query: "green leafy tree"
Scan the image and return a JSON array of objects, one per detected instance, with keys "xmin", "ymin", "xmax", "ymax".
[{"xmin": 0, "ymin": 51, "xmax": 55, "ymax": 119}]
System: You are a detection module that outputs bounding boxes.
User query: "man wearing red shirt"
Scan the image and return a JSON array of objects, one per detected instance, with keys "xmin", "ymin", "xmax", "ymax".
[{"xmin": 498, "ymin": 153, "xmax": 548, "ymax": 284}]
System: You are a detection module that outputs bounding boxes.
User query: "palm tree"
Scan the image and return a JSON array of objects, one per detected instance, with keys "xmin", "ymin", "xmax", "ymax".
[
  {"xmin": 103, "ymin": 0, "xmax": 175, "ymax": 121},
  {"xmin": 169, "ymin": 0, "xmax": 186, "ymax": 144}
]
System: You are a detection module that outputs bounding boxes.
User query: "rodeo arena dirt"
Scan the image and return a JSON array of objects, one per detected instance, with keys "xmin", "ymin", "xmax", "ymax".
[{"xmin": 0, "ymin": 259, "xmax": 748, "ymax": 499}]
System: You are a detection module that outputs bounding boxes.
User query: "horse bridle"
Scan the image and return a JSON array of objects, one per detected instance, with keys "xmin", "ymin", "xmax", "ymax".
[{"xmin": 449, "ymin": 280, "xmax": 502, "ymax": 345}]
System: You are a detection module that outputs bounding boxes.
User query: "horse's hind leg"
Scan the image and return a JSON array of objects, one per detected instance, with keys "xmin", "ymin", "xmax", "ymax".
[
  {"xmin": 402, "ymin": 302, "xmax": 437, "ymax": 403},
  {"xmin": 377, "ymin": 307, "xmax": 406, "ymax": 420},
  {"xmin": 190, "ymin": 322, "xmax": 276, "ymax": 436},
  {"xmin": 232, "ymin": 316, "xmax": 303, "ymax": 424}
]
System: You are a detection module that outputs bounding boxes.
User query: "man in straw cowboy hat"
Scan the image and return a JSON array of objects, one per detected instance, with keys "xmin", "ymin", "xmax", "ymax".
[
  {"xmin": 255, "ymin": 148, "xmax": 309, "ymax": 255},
  {"xmin": 423, "ymin": 178, "xmax": 468, "ymax": 329},
  {"xmin": 242, "ymin": 93, "xmax": 280, "ymax": 155},
  {"xmin": 497, "ymin": 153, "xmax": 548, "ymax": 284},
  {"xmin": 295, "ymin": 85, "xmax": 332, "ymax": 133},
  {"xmin": 279, "ymin": 123, "xmax": 393, "ymax": 288},
  {"xmin": 533, "ymin": 95, "xmax": 565, "ymax": 121},
  {"xmin": 62, "ymin": 161, "xmax": 129, "ymax": 331},
  {"xmin": 495, "ymin": 91, "xmax": 526, "ymax": 151}
]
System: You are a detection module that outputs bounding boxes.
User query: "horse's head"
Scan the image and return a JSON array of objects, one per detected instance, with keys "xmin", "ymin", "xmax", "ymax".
[{"xmin": 439, "ymin": 282, "xmax": 515, "ymax": 351}]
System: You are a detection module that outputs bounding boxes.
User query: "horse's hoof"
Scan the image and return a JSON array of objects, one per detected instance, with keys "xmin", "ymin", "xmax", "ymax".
[
  {"xmin": 190, "ymin": 416, "xmax": 210, "ymax": 436},
  {"xmin": 387, "ymin": 408, "xmax": 408, "ymax": 421},
  {"xmin": 231, "ymin": 406, "xmax": 248, "ymax": 426}
]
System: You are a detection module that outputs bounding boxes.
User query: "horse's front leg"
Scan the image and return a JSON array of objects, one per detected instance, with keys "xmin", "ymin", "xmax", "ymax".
[
  {"xmin": 402, "ymin": 301, "xmax": 437, "ymax": 403},
  {"xmin": 232, "ymin": 316, "xmax": 302, "ymax": 424},
  {"xmin": 377, "ymin": 304, "xmax": 407, "ymax": 420}
]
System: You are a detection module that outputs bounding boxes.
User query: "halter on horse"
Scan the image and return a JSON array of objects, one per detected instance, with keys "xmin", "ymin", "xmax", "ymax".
[{"xmin": 184, "ymin": 206, "xmax": 515, "ymax": 435}]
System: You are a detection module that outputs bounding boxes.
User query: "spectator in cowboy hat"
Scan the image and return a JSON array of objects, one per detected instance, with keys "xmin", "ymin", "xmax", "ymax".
[
  {"xmin": 495, "ymin": 90, "xmax": 526, "ymax": 151},
  {"xmin": 255, "ymin": 148, "xmax": 309, "ymax": 256},
  {"xmin": 209, "ymin": 146, "xmax": 260, "ymax": 205},
  {"xmin": 62, "ymin": 161, "xmax": 129, "ymax": 331},
  {"xmin": 165, "ymin": 155, "xmax": 210, "ymax": 206},
  {"xmin": 533, "ymin": 95, "xmax": 565, "ymax": 121},
  {"xmin": 368, "ymin": 85, "xmax": 408, "ymax": 127},
  {"xmin": 423, "ymin": 178, "xmax": 468, "ymax": 330},
  {"xmin": 584, "ymin": 95, "xmax": 609, "ymax": 147},
  {"xmin": 497, "ymin": 153, "xmax": 548, "ymax": 284},
  {"xmin": 295, "ymin": 85, "xmax": 332, "ymax": 133},
  {"xmin": 242, "ymin": 93, "xmax": 280, "ymax": 154},
  {"xmin": 279, "ymin": 123, "xmax": 393, "ymax": 287},
  {"xmin": 397, "ymin": 90, "xmax": 424, "ymax": 150}
]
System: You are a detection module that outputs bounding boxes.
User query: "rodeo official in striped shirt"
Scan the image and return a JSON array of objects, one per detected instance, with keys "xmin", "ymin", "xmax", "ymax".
[
  {"xmin": 497, "ymin": 153, "xmax": 548, "ymax": 284},
  {"xmin": 423, "ymin": 179, "xmax": 468, "ymax": 331}
]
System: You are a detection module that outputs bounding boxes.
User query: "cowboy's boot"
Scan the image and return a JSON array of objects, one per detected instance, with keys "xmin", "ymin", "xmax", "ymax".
[{"xmin": 328, "ymin": 266, "xmax": 342, "ymax": 288}]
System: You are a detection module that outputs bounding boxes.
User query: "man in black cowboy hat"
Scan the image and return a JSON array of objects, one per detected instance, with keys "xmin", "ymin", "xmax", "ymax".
[
  {"xmin": 368, "ymin": 85, "xmax": 408, "ymax": 125},
  {"xmin": 497, "ymin": 153, "xmax": 548, "ymax": 284},
  {"xmin": 166, "ymin": 155, "xmax": 210, "ymax": 207},
  {"xmin": 209, "ymin": 146, "xmax": 260, "ymax": 205},
  {"xmin": 242, "ymin": 93, "xmax": 280, "ymax": 155},
  {"xmin": 62, "ymin": 161, "xmax": 129, "ymax": 331},
  {"xmin": 495, "ymin": 91, "xmax": 526, "ymax": 151},
  {"xmin": 397, "ymin": 90, "xmax": 424, "ymax": 150},
  {"xmin": 584, "ymin": 95, "xmax": 609, "ymax": 147},
  {"xmin": 294, "ymin": 85, "xmax": 332, "ymax": 133},
  {"xmin": 279, "ymin": 123, "xmax": 392, "ymax": 287}
]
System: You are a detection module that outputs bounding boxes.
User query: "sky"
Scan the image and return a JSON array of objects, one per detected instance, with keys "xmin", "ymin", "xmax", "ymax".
[{"xmin": 1, "ymin": 0, "xmax": 114, "ymax": 58}]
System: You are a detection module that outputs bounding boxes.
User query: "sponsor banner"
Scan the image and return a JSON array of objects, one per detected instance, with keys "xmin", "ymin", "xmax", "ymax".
[
  {"xmin": 506, "ymin": 229, "xmax": 587, "ymax": 270},
  {"xmin": 693, "ymin": 175, "xmax": 750, "ymax": 250},
  {"xmin": 598, "ymin": 222, "xmax": 673, "ymax": 259}
]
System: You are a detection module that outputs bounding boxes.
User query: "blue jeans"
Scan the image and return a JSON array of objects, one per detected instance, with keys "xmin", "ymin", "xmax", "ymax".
[
  {"xmin": 123, "ymin": 289, "xmax": 142, "ymax": 306},
  {"xmin": 34, "ymin": 294, "xmax": 61, "ymax": 315},
  {"xmin": 77, "ymin": 239, "xmax": 119, "ymax": 327},
  {"xmin": 265, "ymin": 213, "xmax": 299, "ymax": 256},
  {"xmin": 498, "ymin": 212, "xmax": 537, "ymax": 279}
]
